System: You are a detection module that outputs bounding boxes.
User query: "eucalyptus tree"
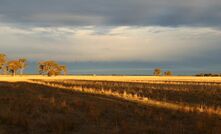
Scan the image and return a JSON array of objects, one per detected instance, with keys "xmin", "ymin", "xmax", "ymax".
[
  {"xmin": 164, "ymin": 71, "xmax": 173, "ymax": 76},
  {"xmin": 6, "ymin": 60, "xmax": 20, "ymax": 76},
  {"xmin": 6, "ymin": 59, "xmax": 28, "ymax": 76},
  {"xmin": 39, "ymin": 61, "xmax": 68, "ymax": 76},
  {"xmin": 59, "ymin": 65, "xmax": 67, "ymax": 75},
  {"xmin": 18, "ymin": 58, "xmax": 27, "ymax": 75},
  {"xmin": 153, "ymin": 68, "xmax": 162, "ymax": 76},
  {"xmin": 0, "ymin": 53, "xmax": 7, "ymax": 74}
]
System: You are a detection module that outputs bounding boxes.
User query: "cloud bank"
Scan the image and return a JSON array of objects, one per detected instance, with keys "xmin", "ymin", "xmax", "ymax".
[
  {"xmin": 0, "ymin": 24, "xmax": 220, "ymax": 63},
  {"xmin": 0, "ymin": 0, "xmax": 220, "ymax": 27},
  {"xmin": 0, "ymin": 0, "xmax": 220, "ymax": 71}
]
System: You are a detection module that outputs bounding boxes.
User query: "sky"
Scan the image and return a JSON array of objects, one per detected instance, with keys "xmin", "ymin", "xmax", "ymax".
[{"xmin": 0, "ymin": 0, "xmax": 221, "ymax": 74}]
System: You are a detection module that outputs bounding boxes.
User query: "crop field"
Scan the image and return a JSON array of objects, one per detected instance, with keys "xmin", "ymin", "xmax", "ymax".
[
  {"xmin": 1, "ymin": 75, "xmax": 221, "ymax": 83},
  {"xmin": 0, "ymin": 76, "xmax": 221, "ymax": 134}
]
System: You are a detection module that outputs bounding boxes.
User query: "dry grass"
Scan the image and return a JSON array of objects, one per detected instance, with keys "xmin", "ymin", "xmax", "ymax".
[
  {"xmin": 1, "ymin": 75, "xmax": 221, "ymax": 83},
  {"xmin": 0, "ymin": 75, "xmax": 221, "ymax": 134},
  {"xmin": 31, "ymin": 79, "xmax": 221, "ymax": 115}
]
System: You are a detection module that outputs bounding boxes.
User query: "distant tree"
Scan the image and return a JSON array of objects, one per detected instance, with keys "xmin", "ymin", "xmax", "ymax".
[
  {"xmin": 6, "ymin": 61, "xmax": 20, "ymax": 76},
  {"xmin": 0, "ymin": 53, "xmax": 7, "ymax": 74},
  {"xmin": 6, "ymin": 59, "xmax": 28, "ymax": 76},
  {"xmin": 153, "ymin": 68, "xmax": 162, "ymax": 76},
  {"xmin": 196, "ymin": 73, "xmax": 221, "ymax": 77},
  {"xmin": 164, "ymin": 71, "xmax": 173, "ymax": 76},
  {"xmin": 39, "ymin": 61, "xmax": 68, "ymax": 76},
  {"xmin": 39, "ymin": 61, "xmax": 58, "ymax": 75},
  {"xmin": 18, "ymin": 58, "xmax": 27, "ymax": 75},
  {"xmin": 47, "ymin": 65, "xmax": 67, "ymax": 76},
  {"xmin": 59, "ymin": 65, "xmax": 68, "ymax": 75}
]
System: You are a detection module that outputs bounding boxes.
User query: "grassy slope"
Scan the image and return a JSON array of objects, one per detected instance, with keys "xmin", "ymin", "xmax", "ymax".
[{"xmin": 0, "ymin": 82, "xmax": 221, "ymax": 134}]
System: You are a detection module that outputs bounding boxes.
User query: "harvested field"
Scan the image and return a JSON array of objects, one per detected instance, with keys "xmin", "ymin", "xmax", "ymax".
[{"xmin": 0, "ymin": 76, "xmax": 221, "ymax": 134}]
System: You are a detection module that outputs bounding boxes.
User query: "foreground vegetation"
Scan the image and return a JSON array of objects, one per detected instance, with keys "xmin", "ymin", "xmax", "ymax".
[
  {"xmin": 0, "ymin": 79, "xmax": 221, "ymax": 134},
  {"xmin": 39, "ymin": 80, "xmax": 221, "ymax": 108}
]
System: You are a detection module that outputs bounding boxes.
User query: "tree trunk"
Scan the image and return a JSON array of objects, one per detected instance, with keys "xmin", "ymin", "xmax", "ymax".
[
  {"xmin": 3, "ymin": 67, "xmax": 7, "ymax": 75},
  {"xmin": 0, "ymin": 68, "xmax": 3, "ymax": 75},
  {"xmin": 20, "ymin": 69, "xmax": 23, "ymax": 75},
  {"xmin": 13, "ymin": 70, "xmax": 16, "ymax": 76}
]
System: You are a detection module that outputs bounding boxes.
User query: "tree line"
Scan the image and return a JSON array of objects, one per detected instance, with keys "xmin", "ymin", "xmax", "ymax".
[
  {"xmin": 1, "ymin": 53, "xmax": 172, "ymax": 76},
  {"xmin": 153, "ymin": 68, "xmax": 173, "ymax": 76},
  {"xmin": 0, "ymin": 53, "xmax": 67, "ymax": 76},
  {"xmin": 195, "ymin": 73, "xmax": 221, "ymax": 77}
]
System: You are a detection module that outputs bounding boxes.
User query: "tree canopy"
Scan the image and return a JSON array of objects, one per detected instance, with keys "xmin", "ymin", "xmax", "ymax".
[
  {"xmin": 164, "ymin": 71, "xmax": 173, "ymax": 76},
  {"xmin": 0, "ymin": 54, "xmax": 7, "ymax": 74},
  {"xmin": 6, "ymin": 59, "xmax": 28, "ymax": 76},
  {"xmin": 39, "ymin": 61, "xmax": 67, "ymax": 76},
  {"xmin": 153, "ymin": 68, "xmax": 162, "ymax": 76}
]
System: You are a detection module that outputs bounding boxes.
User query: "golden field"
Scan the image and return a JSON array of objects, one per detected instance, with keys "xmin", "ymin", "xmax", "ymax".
[
  {"xmin": 1, "ymin": 75, "xmax": 221, "ymax": 83},
  {"xmin": 0, "ymin": 75, "xmax": 221, "ymax": 134}
]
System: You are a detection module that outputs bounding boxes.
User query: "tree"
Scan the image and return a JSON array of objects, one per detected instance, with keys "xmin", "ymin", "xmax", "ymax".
[
  {"xmin": 0, "ymin": 53, "xmax": 7, "ymax": 74},
  {"xmin": 39, "ymin": 61, "xmax": 58, "ymax": 75},
  {"xmin": 18, "ymin": 58, "xmax": 27, "ymax": 75},
  {"xmin": 59, "ymin": 65, "xmax": 67, "ymax": 75},
  {"xmin": 6, "ymin": 59, "xmax": 28, "ymax": 76},
  {"xmin": 39, "ymin": 61, "xmax": 68, "ymax": 76},
  {"xmin": 6, "ymin": 61, "xmax": 21, "ymax": 76},
  {"xmin": 153, "ymin": 68, "xmax": 162, "ymax": 76},
  {"xmin": 164, "ymin": 71, "xmax": 173, "ymax": 76}
]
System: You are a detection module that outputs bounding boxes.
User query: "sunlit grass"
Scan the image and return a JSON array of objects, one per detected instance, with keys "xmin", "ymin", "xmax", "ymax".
[
  {"xmin": 1, "ymin": 75, "xmax": 221, "ymax": 83},
  {"xmin": 0, "ymin": 75, "xmax": 221, "ymax": 133},
  {"xmin": 30, "ymin": 79, "xmax": 221, "ymax": 116}
]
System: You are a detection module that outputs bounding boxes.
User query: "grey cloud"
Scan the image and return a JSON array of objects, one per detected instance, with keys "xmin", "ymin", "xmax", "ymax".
[
  {"xmin": 0, "ymin": 0, "xmax": 220, "ymax": 27},
  {"xmin": 0, "ymin": 25, "xmax": 220, "ymax": 62}
]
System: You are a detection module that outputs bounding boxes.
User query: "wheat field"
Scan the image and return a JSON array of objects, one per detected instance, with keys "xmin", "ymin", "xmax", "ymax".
[
  {"xmin": 1, "ymin": 75, "xmax": 221, "ymax": 83},
  {"xmin": 0, "ymin": 75, "xmax": 221, "ymax": 134}
]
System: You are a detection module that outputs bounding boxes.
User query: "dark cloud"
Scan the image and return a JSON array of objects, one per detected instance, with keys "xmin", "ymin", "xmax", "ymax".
[{"xmin": 0, "ymin": 0, "xmax": 220, "ymax": 27}]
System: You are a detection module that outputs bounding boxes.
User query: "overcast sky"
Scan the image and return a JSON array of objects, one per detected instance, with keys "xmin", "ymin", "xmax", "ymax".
[{"xmin": 0, "ymin": 0, "xmax": 220, "ymax": 67}]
